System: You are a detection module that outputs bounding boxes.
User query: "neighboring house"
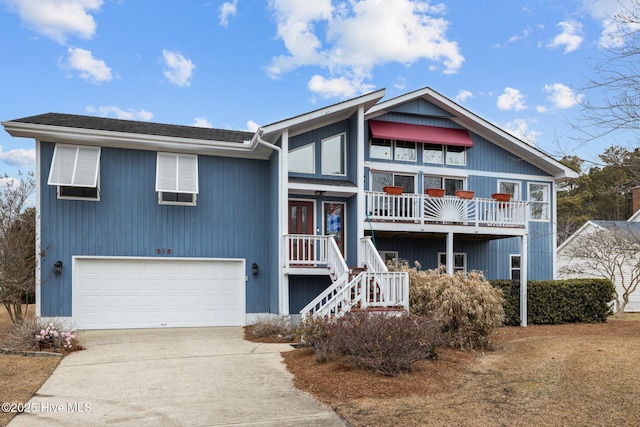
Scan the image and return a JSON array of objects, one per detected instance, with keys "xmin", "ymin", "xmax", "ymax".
[
  {"xmin": 557, "ymin": 215, "xmax": 640, "ymax": 313},
  {"xmin": 2, "ymin": 86, "xmax": 578, "ymax": 329}
]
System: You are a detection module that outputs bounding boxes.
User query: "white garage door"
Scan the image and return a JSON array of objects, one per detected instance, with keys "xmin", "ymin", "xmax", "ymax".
[{"xmin": 73, "ymin": 257, "xmax": 246, "ymax": 329}]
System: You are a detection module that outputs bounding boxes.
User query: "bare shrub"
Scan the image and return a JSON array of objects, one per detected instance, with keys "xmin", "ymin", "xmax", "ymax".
[
  {"xmin": 2, "ymin": 317, "xmax": 82, "ymax": 353},
  {"xmin": 394, "ymin": 261, "xmax": 505, "ymax": 349},
  {"xmin": 250, "ymin": 316, "xmax": 296, "ymax": 341},
  {"xmin": 299, "ymin": 311, "xmax": 441, "ymax": 376}
]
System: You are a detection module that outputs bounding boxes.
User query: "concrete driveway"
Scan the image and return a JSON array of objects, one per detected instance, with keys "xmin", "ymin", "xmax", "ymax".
[{"xmin": 9, "ymin": 327, "xmax": 347, "ymax": 426}]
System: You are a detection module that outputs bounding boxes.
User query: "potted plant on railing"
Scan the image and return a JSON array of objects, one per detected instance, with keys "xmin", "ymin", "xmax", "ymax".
[
  {"xmin": 383, "ymin": 185, "xmax": 403, "ymax": 195},
  {"xmin": 491, "ymin": 193, "xmax": 512, "ymax": 202},
  {"xmin": 455, "ymin": 190, "xmax": 475, "ymax": 199},
  {"xmin": 425, "ymin": 188, "xmax": 445, "ymax": 197}
]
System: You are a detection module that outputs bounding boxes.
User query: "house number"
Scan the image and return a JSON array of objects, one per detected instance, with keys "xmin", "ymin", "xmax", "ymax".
[{"xmin": 156, "ymin": 248, "xmax": 172, "ymax": 254}]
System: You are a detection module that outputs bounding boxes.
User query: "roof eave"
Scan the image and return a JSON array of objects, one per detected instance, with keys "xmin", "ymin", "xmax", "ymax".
[{"xmin": 2, "ymin": 121, "xmax": 272, "ymax": 160}]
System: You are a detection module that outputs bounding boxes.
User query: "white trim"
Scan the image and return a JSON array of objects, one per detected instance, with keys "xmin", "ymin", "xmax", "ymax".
[
  {"xmin": 510, "ymin": 254, "xmax": 521, "ymax": 280},
  {"xmin": 367, "ymin": 160, "xmax": 469, "ymax": 178},
  {"xmin": 321, "ymin": 133, "xmax": 347, "ymax": 176},
  {"xmin": 439, "ymin": 251, "xmax": 467, "ymax": 273},
  {"xmin": 322, "ymin": 201, "xmax": 347, "ymax": 259},
  {"xmin": 527, "ymin": 182, "xmax": 551, "ymax": 222},
  {"xmin": 280, "ymin": 130, "xmax": 290, "ymax": 316},
  {"xmin": 357, "ymin": 105, "xmax": 365, "ymax": 241},
  {"xmin": 157, "ymin": 192, "xmax": 197, "ymax": 206},
  {"xmin": 369, "ymin": 170, "xmax": 418, "ymax": 194},
  {"xmin": 497, "ymin": 179, "xmax": 522, "ymax": 200},
  {"xmin": 556, "ymin": 220, "xmax": 602, "ymax": 253},
  {"xmin": 35, "ymin": 140, "xmax": 41, "ymax": 318},
  {"xmin": 155, "ymin": 152, "xmax": 199, "ymax": 194},
  {"xmin": 288, "ymin": 142, "xmax": 315, "ymax": 174},
  {"xmin": 393, "ymin": 140, "xmax": 417, "ymax": 163}
]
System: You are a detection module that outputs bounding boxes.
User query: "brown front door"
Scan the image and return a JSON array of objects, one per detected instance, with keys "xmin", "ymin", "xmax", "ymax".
[{"xmin": 289, "ymin": 200, "xmax": 315, "ymax": 264}]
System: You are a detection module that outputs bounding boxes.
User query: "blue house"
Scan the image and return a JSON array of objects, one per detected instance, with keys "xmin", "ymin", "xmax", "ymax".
[{"xmin": 2, "ymin": 87, "xmax": 577, "ymax": 329}]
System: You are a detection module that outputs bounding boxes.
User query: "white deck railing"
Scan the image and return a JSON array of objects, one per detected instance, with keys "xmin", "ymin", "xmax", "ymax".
[
  {"xmin": 300, "ymin": 270, "xmax": 409, "ymax": 318},
  {"xmin": 365, "ymin": 191, "xmax": 527, "ymax": 227}
]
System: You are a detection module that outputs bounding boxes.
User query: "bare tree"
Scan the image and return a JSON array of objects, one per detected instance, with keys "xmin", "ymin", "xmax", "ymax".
[
  {"xmin": 0, "ymin": 173, "xmax": 36, "ymax": 323},
  {"xmin": 576, "ymin": 1, "xmax": 640, "ymax": 141},
  {"xmin": 559, "ymin": 222, "xmax": 640, "ymax": 317}
]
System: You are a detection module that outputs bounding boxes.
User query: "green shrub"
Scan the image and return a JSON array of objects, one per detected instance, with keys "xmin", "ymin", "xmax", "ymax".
[
  {"xmin": 298, "ymin": 311, "xmax": 441, "ymax": 376},
  {"xmin": 492, "ymin": 279, "xmax": 614, "ymax": 325},
  {"xmin": 405, "ymin": 266, "xmax": 504, "ymax": 349}
]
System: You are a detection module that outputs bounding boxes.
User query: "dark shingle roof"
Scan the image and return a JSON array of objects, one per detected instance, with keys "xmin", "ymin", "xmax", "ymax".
[{"xmin": 10, "ymin": 113, "xmax": 254, "ymax": 143}]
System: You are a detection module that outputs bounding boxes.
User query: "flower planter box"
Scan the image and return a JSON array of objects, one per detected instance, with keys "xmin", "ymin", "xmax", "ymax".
[
  {"xmin": 425, "ymin": 188, "xmax": 445, "ymax": 197},
  {"xmin": 383, "ymin": 186, "xmax": 403, "ymax": 195},
  {"xmin": 492, "ymin": 193, "xmax": 512, "ymax": 202},
  {"xmin": 455, "ymin": 190, "xmax": 475, "ymax": 199}
]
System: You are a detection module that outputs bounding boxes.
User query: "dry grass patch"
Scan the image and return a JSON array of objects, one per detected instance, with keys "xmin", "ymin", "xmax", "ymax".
[
  {"xmin": 0, "ymin": 306, "xmax": 61, "ymax": 426},
  {"xmin": 282, "ymin": 319, "xmax": 640, "ymax": 427}
]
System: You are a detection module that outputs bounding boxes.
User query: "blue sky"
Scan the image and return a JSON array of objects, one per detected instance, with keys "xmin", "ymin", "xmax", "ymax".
[{"xmin": 0, "ymin": 0, "xmax": 637, "ymax": 179}]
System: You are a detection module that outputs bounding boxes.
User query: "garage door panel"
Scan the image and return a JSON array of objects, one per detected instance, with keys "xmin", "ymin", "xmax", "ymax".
[{"xmin": 74, "ymin": 258, "xmax": 245, "ymax": 329}]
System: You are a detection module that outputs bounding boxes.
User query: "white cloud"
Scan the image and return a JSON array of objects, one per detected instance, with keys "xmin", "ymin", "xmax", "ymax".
[
  {"xmin": 497, "ymin": 87, "xmax": 527, "ymax": 111},
  {"xmin": 0, "ymin": 146, "xmax": 35, "ymax": 167},
  {"xmin": 581, "ymin": 0, "xmax": 639, "ymax": 48},
  {"xmin": 162, "ymin": 50, "xmax": 196, "ymax": 87},
  {"xmin": 64, "ymin": 47, "xmax": 112, "ymax": 83},
  {"xmin": 502, "ymin": 119, "xmax": 540, "ymax": 145},
  {"xmin": 192, "ymin": 117, "xmax": 213, "ymax": 128},
  {"xmin": 547, "ymin": 20, "xmax": 584, "ymax": 53},
  {"xmin": 86, "ymin": 106, "xmax": 153, "ymax": 121},
  {"xmin": 3, "ymin": 0, "xmax": 103, "ymax": 44},
  {"xmin": 219, "ymin": 0, "xmax": 238, "ymax": 27},
  {"xmin": 307, "ymin": 74, "xmax": 374, "ymax": 98},
  {"xmin": 536, "ymin": 105, "xmax": 547, "ymax": 113},
  {"xmin": 544, "ymin": 83, "xmax": 584, "ymax": 109},
  {"xmin": 246, "ymin": 121, "xmax": 260, "ymax": 132},
  {"xmin": 455, "ymin": 89, "xmax": 473, "ymax": 103},
  {"xmin": 267, "ymin": 0, "xmax": 464, "ymax": 98}
]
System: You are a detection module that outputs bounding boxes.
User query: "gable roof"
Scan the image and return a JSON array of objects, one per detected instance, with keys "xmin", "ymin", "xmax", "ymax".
[
  {"xmin": 558, "ymin": 219, "xmax": 640, "ymax": 252},
  {"xmin": 2, "ymin": 113, "xmax": 271, "ymax": 160},
  {"xmin": 366, "ymin": 87, "xmax": 579, "ymax": 182}
]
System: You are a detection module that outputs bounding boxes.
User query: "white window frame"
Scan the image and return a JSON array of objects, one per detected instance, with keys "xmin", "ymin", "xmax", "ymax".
[
  {"xmin": 422, "ymin": 143, "xmax": 444, "ymax": 164},
  {"xmin": 394, "ymin": 140, "xmax": 417, "ymax": 162},
  {"xmin": 370, "ymin": 138, "xmax": 392, "ymax": 160},
  {"xmin": 379, "ymin": 250, "xmax": 399, "ymax": 268},
  {"xmin": 497, "ymin": 180, "xmax": 521, "ymax": 200},
  {"xmin": 321, "ymin": 133, "xmax": 346, "ymax": 176},
  {"xmin": 158, "ymin": 192, "xmax": 197, "ymax": 206},
  {"xmin": 510, "ymin": 254, "xmax": 521, "ymax": 281},
  {"xmin": 445, "ymin": 145, "xmax": 466, "ymax": 166},
  {"xmin": 288, "ymin": 143, "xmax": 315, "ymax": 174},
  {"xmin": 438, "ymin": 252, "xmax": 467, "ymax": 273},
  {"xmin": 371, "ymin": 171, "xmax": 416, "ymax": 194},
  {"xmin": 156, "ymin": 152, "xmax": 199, "ymax": 206},
  {"xmin": 48, "ymin": 144, "xmax": 101, "ymax": 201},
  {"xmin": 528, "ymin": 182, "xmax": 550, "ymax": 221}
]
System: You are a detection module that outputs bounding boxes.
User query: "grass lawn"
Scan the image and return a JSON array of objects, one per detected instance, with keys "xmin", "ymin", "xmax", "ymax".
[
  {"xmin": 281, "ymin": 315, "xmax": 640, "ymax": 427},
  {"xmin": 0, "ymin": 306, "xmax": 61, "ymax": 427}
]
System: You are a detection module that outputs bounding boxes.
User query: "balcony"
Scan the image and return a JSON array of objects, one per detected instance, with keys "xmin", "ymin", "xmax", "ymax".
[{"xmin": 365, "ymin": 191, "xmax": 527, "ymax": 229}]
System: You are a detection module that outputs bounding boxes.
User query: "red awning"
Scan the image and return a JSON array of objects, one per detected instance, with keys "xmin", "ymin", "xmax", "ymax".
[{"xmin": 369, "ymin": 120, "xmax": 473, "ymax": 147}]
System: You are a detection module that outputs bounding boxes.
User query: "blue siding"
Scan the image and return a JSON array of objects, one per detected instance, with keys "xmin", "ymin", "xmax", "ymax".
[
  {"xmin": 289, "ymin": 275, "xmax": 332, "ymax": 313},
  {"xmin": 40, "ymin": 142, "xmax": 278, "ymax": 317}
]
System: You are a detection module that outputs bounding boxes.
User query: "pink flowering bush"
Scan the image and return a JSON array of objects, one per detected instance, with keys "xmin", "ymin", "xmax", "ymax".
[{"xmin": 36, "ymin": 323, "xmax": 75, "ymax": 350}]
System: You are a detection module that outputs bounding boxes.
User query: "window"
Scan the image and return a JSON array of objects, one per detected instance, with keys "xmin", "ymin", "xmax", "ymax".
[
  {"xmin": 379, "ymin": 251, "xmax": 399, "ymax": 268},
  {"xmin": 394, "ymin": 140, "xmax": 417, "ymax": 162},
  {"xmin": 446, "ymin": 146, "xmax": 466, "ymax": 165},
  {"xmin": 423, "ymin": 144, "xmax": 443, "ymax": 164},
  {"xmin": 370, "ymin": 138, "xmax": 392, "ymax": 160},
  {"xmin": 48, "ymin": 144, "xmax": 101, "ymax": 201},
  {"xmin": 510, "ymin": 255, "xmax": 521, "ymax": 281},
  {"xmin": 422, "ymin": 176, "xmax": 464, "ymax": 195},
  {"xmin": 322, "ymin": 134, "xmax": 346, "ymax": 175},
  {"xmin": 289, "ymin": 143, "xmax": 315, "ymax": 173},
  {"xmin": 438, "ymin": 252, "xmax": 467, "ymax": 273},
  {"xmin": 371, "ymin": 171, "xmax": 415, "ymax": 193},
  {"xmin": 528, "ymin": 182, "xmax": 550, "ymax": 220},
  {"xmin": 498, "ymin": 180, "xmax": 521, "ymax": 200},
  {"xmin": 156, "ymin": 152, "xmax": 198, "ymax": 206}
]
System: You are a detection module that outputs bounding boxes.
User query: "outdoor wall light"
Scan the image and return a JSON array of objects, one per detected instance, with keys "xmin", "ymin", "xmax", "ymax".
[
  {"xmin": 252, "ymin": 263, "xmax": 259, "ymax": 275},
  {"xmin": 54, "ymin": 260, "xmax": 63, "ymax": 275}
]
